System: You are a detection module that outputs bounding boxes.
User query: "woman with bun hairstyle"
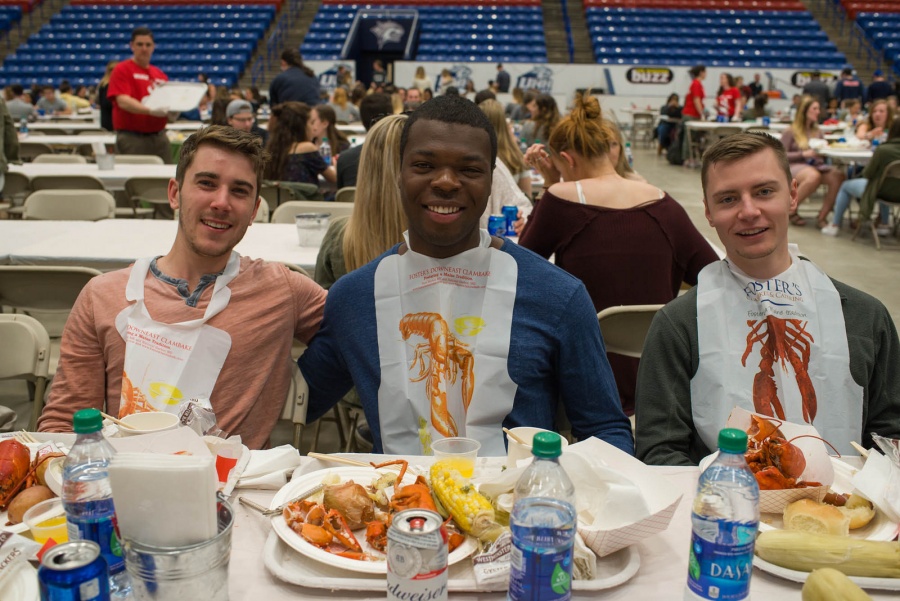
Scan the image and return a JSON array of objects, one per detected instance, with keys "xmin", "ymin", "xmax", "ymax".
[{"xmin": 519, "ymin": 92, "xmax": 718, "ymax": 414}]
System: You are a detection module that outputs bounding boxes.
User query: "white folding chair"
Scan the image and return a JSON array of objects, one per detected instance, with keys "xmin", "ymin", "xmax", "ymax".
[
  {"xmin": 281, "ymin": 363, "xmax": 309, "ymax": 449},
  {"xmin": 32, "ymin": 154, "xmax": 88, "ymax": 164},
  {"xmin": 596, "ymin": 304, "xmax": 665, "ymax": 358},
  {"xmin": 113, "ymin": 155, "xmax": 165, "ymax": 165},
  {"xmin": 0, "ymin": 314, "xmax": 51, "ymax": 430},
  {"xmin": 122, "ymin": 176, "xmax": 169, "ymax": 219},
  {"xmin": 253, "ymin": 198, "xmax": 270, "ymax": 223},
  {"xmin": 271, "ymin": 200, "xmax": 354, "ymax": 224},
  {"xmin": 334, "ymin": 186, "xmax": 356, "ymax": 203},
  {"xmin": 23, "ymin": 189, "xmax": 116, "ymax": 221}
]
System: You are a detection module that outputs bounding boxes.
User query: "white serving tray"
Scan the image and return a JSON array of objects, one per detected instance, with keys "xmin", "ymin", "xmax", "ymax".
[{"xmin": 263, "ymin": 530, "xmax": 640, "ymax": 592}]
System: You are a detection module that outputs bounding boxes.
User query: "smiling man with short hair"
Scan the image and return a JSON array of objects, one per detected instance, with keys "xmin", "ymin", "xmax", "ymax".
[{"xmin": 299, "ymin": 95, "xmax": 633, "ymax": 456}]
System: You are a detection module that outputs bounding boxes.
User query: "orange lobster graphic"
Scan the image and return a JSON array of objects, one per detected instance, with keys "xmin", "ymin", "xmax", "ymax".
[
  {"xmin": 741, "ymin": 316, "xmax": 817, "ymax": 423},
  {"xmin": 399, "ymin": 312, "xmax": 475, "ymax": 438},
  {"xmin": 119, "ymin": 371, "xmax": 153, "ymax": 417}
]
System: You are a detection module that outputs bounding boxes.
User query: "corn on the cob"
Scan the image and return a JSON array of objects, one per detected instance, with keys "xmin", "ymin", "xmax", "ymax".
[
  {"xmin": 802, "ymin": 568, "xmax": 872, "ymax": 601},
  {"xmin": 756, "ymin": 530, "xmax": 900, "ymax": 578},
  {"xmin": 429, "ymin": 460, "xmax": 506, "ymax": 542}
]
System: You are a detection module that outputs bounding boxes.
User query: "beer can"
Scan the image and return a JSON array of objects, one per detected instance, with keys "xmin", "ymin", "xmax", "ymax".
[
  {"xmin": 762, "ymin": 116, "xmax": 771, "ymax": 127},
  {"xmin": 387, "ymin": 509, "xmax": 448, "ymax": 601},
  {"xmin": 502, "ymin": 205, "xmax": 519, "ymax": 236},
  {"xmin": 39, "ymin": 540, "xmax": 110, "ymax": 601},
  {"xmin": 487, "ymin": 214, "xmax": 506, "ymax": 236}
]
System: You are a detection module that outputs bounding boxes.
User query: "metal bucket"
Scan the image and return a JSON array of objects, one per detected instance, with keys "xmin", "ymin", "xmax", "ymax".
[{"xmin": 124, "ymin": 498, "xmax": 233, "ymax": 600}]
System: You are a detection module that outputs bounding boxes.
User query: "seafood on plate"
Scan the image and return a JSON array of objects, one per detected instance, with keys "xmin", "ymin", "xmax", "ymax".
[
  {"xmin": 0, "ymin": 439, "xmax": 64, "ymax": 515},
  {"xmin": 745, "ymin": 416, "xmax": 824, "ymax": 491}
]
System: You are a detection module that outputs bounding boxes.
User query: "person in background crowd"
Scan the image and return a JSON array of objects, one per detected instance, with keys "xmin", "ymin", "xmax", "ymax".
[
  {"xmin": 479, "ymin": 98, "xmax": 532, "ymax": 198},
  {"xmin": 299, "ymin": 95, "xmax": 634, "ymax": 456},
  {"xmin": 396, "ymin": 87, "xmax": 407, "ymax": 105},
  {"xmin": 312, "ymin": 104, "xmax": 350, "ymax": 154},
  {"xmin": 404, "ymin": 87, "xmax": 422, "ymax": 111},
  {"xmin": 390, "ymin": 91, "xmax": 404, "ymax": 114},
  {"xmin": 734, "ymin": 75, "xmax": 752, "ymax": 104},
  {"xmin": 6, "ymin": 84, "xmax": 33, "ymax": 122},
  {"xmin": 349, "ymin": 84, "xmax": 366, "ymax": 109},
  {"xmin": 745, "ymin": 94, "xmax": 772, "ymax": 121},
  {"xmin": 336, "ymin": 93, "xmax": 393, "ymax": 189},
  {"xmin": 681, "ymin": 64, "xmax": 707, "ymax": 167},
  {"xmin": 856, "ymin": 98, "xmax": 894, "ymax": 142},
  {"xmin": 422, "ymin": 88, "xmax": 434, "ymax": 102},
  {"xmin": 867, "ymin": 70, "xmax": 892, "ymax": 102},
  {"xmin": 36, "ymin": 85, "xmax": 70, "ymax": 115},
  {"xmin": 780, "ymin": 96, "xmax": 845, "ymax": 228},
  {"xmin": 245, "ymin": 86, "xmax": 264, "ymax": 112},
  {"xmin": 226, "ymin": 99, "xmax": 267, "ymax": 146},
  {"xmin": 635, "ymin": 132, "xmax": 900, "ymax": 465},
  {"xmin": 888, "ymin": 95, "xmax": 898, "ymax": 114},
  {"xmin": 371, "ymin": 60, "xmax": 389, "ymax": 90},
  {"xmin": 108, "ymin": 27, "xmax": 171, "ymax": 162},
  {"xmin": 315, "ymin": 114, "xmax": 408, "ymax": 289},
  {"xmin": 437, "ymin": 69, "xmax": 453, "ymax": 93},
  {"xmin": 607, "ymin": 119, "xmax": 646, "ymax": 182},
  {"xmin": 801, "ymin": 72, "xmax": 830, "ymax": 117},
  {"xmin": 521, "ymin": 93, "xmax": 560, "ymax": 146},
  {"xmin": 496, "ymin": 63, "xmax": 510, "ymax": 93},
  {"xmin": 330, "ymin": 87, "xmax": 360, "ymax": 123},
  {"xmin": 264, "ymin": 101, "xmax": 335, "ymax": 186},
  {"xmin": 209, "ymin": 87, "xmax": 231, "ymax": 126},
  {"xmin": 839, "ymin": 98, "xmax": 864, "ymax": 127},
  {"xmin": 716, "ymin": 73, "xmax": 743, "ymax": 121},
  {"xmin": 269, "ymin": 49, "xmax": 321, "ymax": 107},
  {"xmin": 477, "ymin": 99, "xmax": 533, "ymax": 233},
  {"xmin": 59, "ymin": 82, "xmax": 90, "ymax": 111},
  {"xmin": 789, "ymin": 93, "xmax": 802, "ymax": 120},
  {"xmin": 473, "ymin": 89, "xmax": 495, "ymax": 105},
  {"xmin": 822, "ymin": 118, "xmax": 900, "ymax": 237},
  {"xmin": 336, "ymin": 65, "xmax": 352, "ymax": 88},
  {"xmin": 657, "ymin": 93, "xmax": 681, "ymax": 153},
  {"xmin": 37, "ymin": 126, "xmax": 328, "ymax": 450},
  {"xmin": 96, "ymin": 61, "xmax": 117, "ymax": 132},
  {"xmin": 506, "ymin": 88, "xmax": 530, "ymax": 121},
  {"xmin": 0, "ymin": 94, "xmax": 19, "ymax": 192},
  {"xmin": 412, "ymin": 65, "xmax": 430, "ymax": 92},
  {"xmin": 197, "ymin": 72, "xmax": 216, "ymax": 105},
  {"xmin": 443, "ymin": 86, "xmax": 460, "ymax": 97},
  {"xmin": 520, "ymin": 92, "xmax": 717, "ymax": 414},
  {"xmin": 833, "ymin": 68, "xmax": 866, "ymax": 106},
  {"xmin": 748, "ymin": 73, "xmax": 764, "ymax": 97},
  {"xmin": 824, "ymin": 97, "xmax": 841, "ymax": 121}
]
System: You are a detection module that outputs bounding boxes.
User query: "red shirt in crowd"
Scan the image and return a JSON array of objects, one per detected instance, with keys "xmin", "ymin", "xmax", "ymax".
[
  {"xmin": 717, "ymin": 87, "xmax": 742, "ymax": 119},
  {"xmin": 683, "ymin": 79, "xmax": 705, "ymax": 118},
  {"xmin": 108, "ymin": 58, "xmax": 168, "ymax": 133}
]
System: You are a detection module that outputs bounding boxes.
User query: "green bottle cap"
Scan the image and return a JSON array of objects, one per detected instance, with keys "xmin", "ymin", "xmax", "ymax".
[
  {"xmin": 73, "ymin": 408, "xmax": 103, "ymax": 434},
  {"xmin": 718, "ymin": 428, "xmax": 748, "ymax": 454},
  {"xmin": 532, "ymin": 431, "xmax": 562, "ymax": 458}
]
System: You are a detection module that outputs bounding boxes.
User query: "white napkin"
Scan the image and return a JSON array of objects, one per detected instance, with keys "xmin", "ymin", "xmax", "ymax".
[
  {"xmin": 108, "ymin": 453, "xmax": 218, "ymax": 547},
  {"xmin": 234, "ymin": 445, "xmax": 302, "ymax": 490},
  {"xmin": 851, "ymin": 452, "xmax": 900, "ymax": 523}
]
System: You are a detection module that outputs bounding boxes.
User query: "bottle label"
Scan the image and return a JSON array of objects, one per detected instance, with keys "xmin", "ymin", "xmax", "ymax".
[
  {"xmin": 508, "ymin": 537, "xmax": 573, "ymax": 601},
  {"xmin": 68, "ymin": 515, "xmax": 125, "ymax": 573},
  {"xmin": 687, "ymin": 516, "xmax": 757, "ymax": 600}
]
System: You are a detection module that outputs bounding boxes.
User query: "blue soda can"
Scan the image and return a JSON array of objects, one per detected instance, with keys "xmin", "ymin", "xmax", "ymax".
[
  {"xmin": 502, "ymin": 205, "xmax": 519, "ymax": 236},
  {"xmin": 39, "ymin": 540, "xmax": 110, "ymax": 601},
  {"xmin": 488, "ymin": 214, "xmax": 506, "ymax": 236},
  {"xmin": 716, "ymin": 114, "xmax": 727, "ymax": 123},
  {"xmin": 762, "ymin": 116, "xmax": 770, "ymax": 127}
]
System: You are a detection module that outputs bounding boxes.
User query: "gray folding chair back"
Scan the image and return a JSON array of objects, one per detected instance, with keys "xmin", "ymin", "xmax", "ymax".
[
  {"xmin": 853, "ymin": 159, "xmax": 900, "ymax": 250},
  {"xmin": 23, "ymin": 189, "xmax": 116, "ymax": 220},
  {"xmin": 597, "ymin": 304, "xmax": 665, "ymax": 358},
  {"xmin": 31, "ymin": 175, "xmax": 105, "ymax": 191},
  {"xmin": 123, "ymin": 176, "xmax": 171, "ymax": 218},
  {"xmin": 254, "ymin": 198, "xmax": 270, "ymax": 223},
  {"xmin": 335, "ymin": 186, "xmax": 356, "ymax": 203},
  {"xmin": 19, "ymin": 141, "xmax": 55, "ymax": 162},
  {"xmin": 32, "ymin": 154, "xmax": 89, "ymax": 164},
  {"xmin": 0, "ymin": 266, "xmax": 103, "ymax": 313},
  {"xmin": 3, "ymin": 172, "xmax": 32, "ymax": 216},
  {"xmin": 271, "ymin": 200, "xmax": 354, "ymax": 224},
  {"xmin": 114, "ymin": 155, "xmax": 165, "ymax": 165},
  {"xmin": 0, "ymin": 314, "xmax": 51, "ymax": 430}
]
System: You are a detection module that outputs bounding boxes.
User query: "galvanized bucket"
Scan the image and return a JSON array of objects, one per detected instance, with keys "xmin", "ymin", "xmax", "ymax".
[{"xmin": 124, "ymin": 497, "xmax": 233, "ymax": 601}]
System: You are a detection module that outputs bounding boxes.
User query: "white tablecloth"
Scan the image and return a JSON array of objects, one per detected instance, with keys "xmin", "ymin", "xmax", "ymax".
[
  {"xmin": 22, "ymin": 134, "xmax": 116, "ymax": 146},
  {"xmin": 28, "ymin": 121, "xmax": 103, "ymax": 133},
  {"xmin": 8, "ymin": 163, "xmax": 176, "ymax": 191},
  {"xmin": 230, "ymin": 457, "xmax": 895, "ymax": 600},
  {"xmin": 819, "ymin": 147, "xmax": 873, "ymax": 165},
  {"xmin": 1, "ymin": 220, "xmax": 319, "ymax": 270}
]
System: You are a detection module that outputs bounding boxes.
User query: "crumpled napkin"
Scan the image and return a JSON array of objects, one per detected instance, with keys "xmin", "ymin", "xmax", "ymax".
[
  {"xmin": 852, "ymin": 451, "xmax": 900, "ymax": 523},
  {"xmin": 234, "ymin": 445, "xmax": 302, "ymax": 490}
]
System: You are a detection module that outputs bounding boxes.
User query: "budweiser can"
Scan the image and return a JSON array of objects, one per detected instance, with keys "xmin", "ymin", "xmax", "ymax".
[{"xmin": 387, "ymin": 509, "xmax": 448, "ymax": 601}]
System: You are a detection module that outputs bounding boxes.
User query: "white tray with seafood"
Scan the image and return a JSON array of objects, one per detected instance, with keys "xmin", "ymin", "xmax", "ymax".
[
  {"xmin": 263, "ymin": 529, "xmax": 641, "ymax": 592},
  {"xmin": 753, "ymin": 556, "xmax": 900, "ymax": 592},
  {"xmin": 269, "ymin": 466, "xmax": 478, "ymax": 575},
  {"xmin": 0, "ymin": 433, "xmax": 72, "ymax": 533}
]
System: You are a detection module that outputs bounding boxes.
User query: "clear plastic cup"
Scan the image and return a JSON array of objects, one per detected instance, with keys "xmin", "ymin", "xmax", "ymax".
[
  {"xmin": 431, "ymin": 437, "xmax": 481, "ymax": 479},
  {"xmin": 294, "ymin": 213, "xmax": 330, "ymax": 247},
  {"xmin": 506, "ymin": 427, "xmax": 569, "ymax": 466},
  {"xmin": 23, "ymin": 497, "xmax": 68, "ymax": 544}
]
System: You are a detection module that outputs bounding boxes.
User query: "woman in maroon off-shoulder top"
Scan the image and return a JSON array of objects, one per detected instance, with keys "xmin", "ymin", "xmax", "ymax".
[{"xmin": 519, "ymin": 92, "xmax": 718, "ymax": 414}]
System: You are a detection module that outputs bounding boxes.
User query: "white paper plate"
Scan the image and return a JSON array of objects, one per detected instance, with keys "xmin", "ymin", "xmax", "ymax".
[
  {"xmin": 0, "ymin": 437, "xmax": 67, "ymax": 533},
  {"xmin": 0, "ymin": 561, "xmax": 40, "ymax": 601},
  {"xmin": 44, "ymin": 457, "xmax": 65, "ymax": 497},
  {"xmin": 264, "ymin": 530, "xmax": 641, "ymax": 592},
  {"xmin": 269, "ymin": 466, "xmax": 477, "ymax": 575},
  {"xmin": 753, "ymin": 556, "xmax": 900, "ymax": 591}
]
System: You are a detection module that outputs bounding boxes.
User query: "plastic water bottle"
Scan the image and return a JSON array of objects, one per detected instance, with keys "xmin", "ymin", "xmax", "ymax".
[
  {"xmin": 19, "ymin": 119, "xmax": 27, "ymax": 136},
  {"xmin": 62, "ymin": 409, "xmax": 132, "ymax": 598},
  {"xmin": 508, "ymin": 432, "xmax": 576, "ymax": 601},
  {"xmin": 684, "ymin": 428, "xmax": 759, "ymax": 601},
  {"xmin": 624, "ymin": 141, "xmax": 634, "ymax": 168},
  {"xmin": 319, "ymin": 137, "xmax": 332, "ymax": 166}
]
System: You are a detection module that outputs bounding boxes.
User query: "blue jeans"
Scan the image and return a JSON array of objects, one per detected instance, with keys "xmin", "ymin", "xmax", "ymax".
[{"xmin": 832, "ymin": 178, "xmax": 890, "ymax": 226}]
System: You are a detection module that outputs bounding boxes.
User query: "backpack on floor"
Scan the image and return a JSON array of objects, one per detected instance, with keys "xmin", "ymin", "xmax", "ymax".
[{"xmin": 666, "ymin": 121, "xmax": 685, "ymax": 166}]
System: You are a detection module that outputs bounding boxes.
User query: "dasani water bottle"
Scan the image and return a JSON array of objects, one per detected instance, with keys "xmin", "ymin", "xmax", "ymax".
[
  {"xmin": 62, "ymin": 408, "xmax": 132, "ymax": 598},
  {"xmin": 685, "ymin": 428, "xmax": 759, "ymax": 601},
  {"xmin": 508, "ymin": 432, "xmax": 577, "ymax": 601},
  {"xmin": 319, "ymin": 137, "xmax": 332, "ymax": 166}
]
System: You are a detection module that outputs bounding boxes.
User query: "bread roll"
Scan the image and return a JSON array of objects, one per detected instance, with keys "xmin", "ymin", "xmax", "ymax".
[
  {"xmin": 838, "ymin": 494, "xmax": 876, "ymax": 530},
  {"xmin": 783, "ymin": 499, "xmax": 850, "ymax": 536}
]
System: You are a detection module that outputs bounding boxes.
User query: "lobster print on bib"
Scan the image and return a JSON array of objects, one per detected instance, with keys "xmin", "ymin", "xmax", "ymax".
[
  {"xmin": 113, "ymin": 253, "xmax": 238, "ymax": 417},
  {"xmin": 691, "ymin": 247, "xmax": 862, "ymax": 455},
  {"xmin": 374, "ymin": 230, "xmax": 518, "ymax": 456}
]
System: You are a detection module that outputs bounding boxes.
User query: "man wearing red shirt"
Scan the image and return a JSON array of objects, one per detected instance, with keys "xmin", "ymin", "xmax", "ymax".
[
  {"xmin": 108, "ymin": 27, "xmax": 171, "ymax": 163},
  {"xmin": 681, "ymin": 64, "xmax": 706, "ymax": 167}
]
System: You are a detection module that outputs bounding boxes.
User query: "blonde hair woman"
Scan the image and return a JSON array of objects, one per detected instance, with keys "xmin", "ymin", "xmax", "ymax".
[
  {"xmin": 856, "ymin": 99, "xmax": 894, "ymax": 142},
  {"xmin": 780, "ymin": 95, "xmax": 845, "ymax": 227},
  {"xmin": 330, "ymin": 87, "xmax": 360, "ymax": 123},
  {"xmin": 478, "ymin": 98, "xmax": 532, "ymax": 197},
  {"xmin": 412, "ymin": 65, "xmax": 430, "ymax": 92},
  {"xmin": 606, "ymin": 119, "xmax": 646, "ymax": 182},
  {"xmin": 315, "ymin": 114, "xmax": 408, "ymax": 288},
  {"xmin": 519, "ymin": 92, "xmax": 717, "ymax": 414}
]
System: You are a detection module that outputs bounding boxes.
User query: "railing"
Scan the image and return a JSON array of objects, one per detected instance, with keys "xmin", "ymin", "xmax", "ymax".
[
  {"xmin": 559, "ymin": 0, "xmax": 574, "ymax": 64},
  {"xmin": 251, "ymin": 0, "xmax": 302, "ymax": 87}
]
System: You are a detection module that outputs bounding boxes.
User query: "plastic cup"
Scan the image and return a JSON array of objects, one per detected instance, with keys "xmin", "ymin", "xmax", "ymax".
[
  {"xmin": 215, "ymin": 445, "xmax": 241, "ymax": 483},
  {"xmin": 23, "ymin": 497, "xmax": 68, "ymax": 544},
  {"xmin": 294, "ymin": 213, "xmax": 330, "ymax": 247},
  {"xmin": 506, "ymin": 427, "xmax": 569, "ymax": 466},
  {"xmin": 431, "ymin": 437, "xmax": 480, "ymax": 479},
  {"xmin": 96, "ymin": 154, "xmax": 116, "ymax": 170}
]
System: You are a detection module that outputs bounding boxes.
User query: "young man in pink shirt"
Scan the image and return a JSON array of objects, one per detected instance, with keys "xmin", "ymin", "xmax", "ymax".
[{"xmin": 38, "ymin": 127, "xmax": 327, "ymax": 449}]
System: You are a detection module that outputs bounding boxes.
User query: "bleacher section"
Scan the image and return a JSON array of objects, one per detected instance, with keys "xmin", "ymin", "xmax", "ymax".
[
  {"xmin": 585, "ymin": 4, "xmax": 847, "ymax": 69},
  {"xmin": 0, "ymin": 5, "xmax": 21, "ymax": 37},
  {"xmin": 846, "ymin": 2, "xmax": 900, "ymax": 74},
  {"xmin": 0, "ymin": 3, "xmax": 277, "ymax": 88},
  {"xmin": 303, "ymin": 1, "xmax": 546, "ymax": 64}
]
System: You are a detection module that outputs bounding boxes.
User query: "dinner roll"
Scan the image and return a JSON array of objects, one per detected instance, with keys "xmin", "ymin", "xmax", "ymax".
[
  {"xmin": 838, "ymin": 494, "xmax": 876, "ymax": 530},
  {"xmin": 783, "ymin": 499, "xmax": 850, "ymax": 536}
]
